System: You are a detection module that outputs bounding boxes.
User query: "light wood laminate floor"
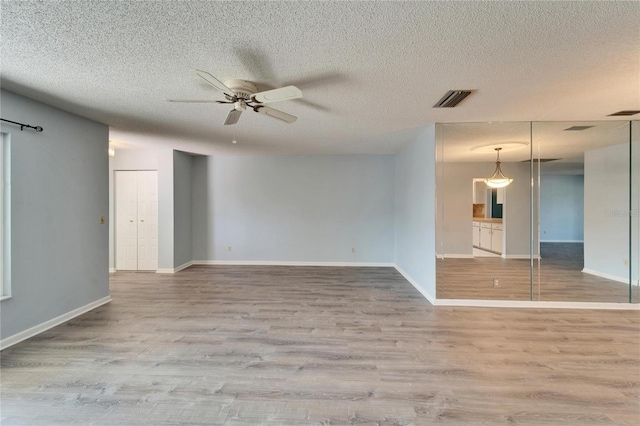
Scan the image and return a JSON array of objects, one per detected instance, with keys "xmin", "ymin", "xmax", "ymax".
[
  {"xmin": 1, "ymin": 266, "xmax": 639, "ymax": 425},
  {"xmin": 438, "ymin": 243, "xmax": 640, "ymax": 303}
]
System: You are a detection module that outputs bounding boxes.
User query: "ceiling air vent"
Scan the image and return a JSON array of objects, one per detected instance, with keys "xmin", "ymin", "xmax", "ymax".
[
  {"xmin": 608, "ymin": 110, "xmax": 640, "ymax": 116},
  {"xmin": 433, "ymin": 90, "xmax": 473, "ymax": 108},
  {"xmin": 564, "ymin": 125, "xmax": 594, "ymax": 131}
]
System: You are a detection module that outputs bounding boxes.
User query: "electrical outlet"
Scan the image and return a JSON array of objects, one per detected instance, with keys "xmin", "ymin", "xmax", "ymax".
[
  {"xmin": 493, "ymin": 278, "xmax": 500, "ymax": 288},
  {"xmin": 351, "ymin": 247, "xmax": 355, "ymax": 253},
  {"xmin": 624, "ymin": 259, "xmax": 629, "ymax": 266},
  {"xmin": 227, "ymin": 246, "xmax": 232, "ymax": 252},
  {"xmin": 411, "ymin": 258, "xmax": 414, "ymax": 266},
  {"xmin": 99, "ymin": 215, "xmax": 105, "ymax": 225}
]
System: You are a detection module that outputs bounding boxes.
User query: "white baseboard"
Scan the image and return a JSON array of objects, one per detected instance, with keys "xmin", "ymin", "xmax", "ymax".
[
  {"xmin": 437, "ymin": 254, "xmax": 474, "ymax": 259},
  {"xmin": 191, "ymin": 260, "xmax": 395, "ymax": 267},
  {"xmin": 0, "ymin": 296, "xmax": 112, "ymax": 351},
  {"xmin": 108, "ymin": 268, "xmax": 116, "ymax": 273},
  {"xmin": 155, "ymin": 262, "xmax": 194, "ymax": 274},
  {"xmin": 433, "ymin": 298, "xmax": 640, "ymax": 310},
  {"xmin": 437, "ymin": 253, "xmax": 540, "ymax": 260},
  {"xmin": 504, "ymin": 254, "xmax": 541, "ymax": 260},
  {"xmin": 540, "ymin": 240, "xmax": 584, "ymax": 243},
  {"xmin": 582, "ymin": 268, "xmax": 639, "ymax": 285},
  {"xmin": 174, "ymin": 261, "xmax": 194, "ymax": 273},
  {"xmin": 394, "ymin": 265, "xmax": 436, "ymax": 305}
]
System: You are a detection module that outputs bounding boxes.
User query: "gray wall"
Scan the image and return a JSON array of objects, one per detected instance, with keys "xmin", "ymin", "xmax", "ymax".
[
  {"xmin": 540, "ymin": 174, "xmax": 584, "ymax": 242},
  {"xmin": 0, "ymin": 90, "xmax": 109, "ymax": 340},
  {"xmin": 584, "ymin": 143, "xmax": 630, "ymax": 281},
  {"xmin": 191, "ymin": 155, "xmax": 395, "ymax": 263},
  {"xmin": 437, "ymin": 161, "xmax": 533, "ymax": 257},
  {"xmin": 173, "ymin": 151, "xmax": 192, "ymax": 268},
  {"xmin": 108, "ymin": 149, "xmax": 174, "ymax": 270},
  {"xmin": 191, "ymin": 156, "xmax": 209, "ymax": 260},
  {"xmin": 394, "ymin": 125, "xmax": 437, "ymax": 299}
]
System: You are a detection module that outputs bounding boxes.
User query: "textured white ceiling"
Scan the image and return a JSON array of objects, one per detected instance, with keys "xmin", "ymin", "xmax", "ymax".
[
  {"xmin": 1, "ymin": 1, "xmax": 639, "ymax": 155},
  {"xmin": 438, "ymin": 121, "xmax": 632, "ymax": 166}
]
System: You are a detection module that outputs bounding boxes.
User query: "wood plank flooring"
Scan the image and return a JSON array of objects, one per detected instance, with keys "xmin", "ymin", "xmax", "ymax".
[
  {"xmin": 1, "ymin": 266, "xmax": 639, "ymax": 425},
  {"xmin": 437, "ymin": 243, "xmax": 640, "ymax": 303}
]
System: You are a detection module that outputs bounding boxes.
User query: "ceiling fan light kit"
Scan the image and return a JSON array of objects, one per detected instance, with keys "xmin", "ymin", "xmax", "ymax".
[
  {"xmin": 484, "ymin": 147, "xmax": 513, "ymax": 188},
  {"xmin": 167, "ymin": 69, "xmax": 303, "ymax": 126}
]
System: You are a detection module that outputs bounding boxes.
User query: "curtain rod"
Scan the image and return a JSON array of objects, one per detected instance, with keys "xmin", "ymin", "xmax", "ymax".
[{"xmin": 0, "ymin": 118, "xmax": 44, "ymax": 132}]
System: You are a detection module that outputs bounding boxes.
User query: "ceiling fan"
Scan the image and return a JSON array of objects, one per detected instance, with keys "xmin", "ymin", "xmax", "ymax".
[{"xmin": 167, "ymin": 69, "xmax": 303, "ymax": 125}]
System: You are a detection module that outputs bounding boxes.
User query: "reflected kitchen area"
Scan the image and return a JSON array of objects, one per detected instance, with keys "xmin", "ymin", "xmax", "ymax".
[
  {"xmin": 472, "ymin": 180, "xmax": 504, "ymax": 258},
  {"xmin": 436, "ymin": 121, "xmax": 639, "ymax": 303}
]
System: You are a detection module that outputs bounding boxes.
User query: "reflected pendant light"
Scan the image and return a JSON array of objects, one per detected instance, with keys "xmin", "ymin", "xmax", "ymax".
[{"xmin": 484, "ymin": 148, "xmax": 513, "ymax": 188}]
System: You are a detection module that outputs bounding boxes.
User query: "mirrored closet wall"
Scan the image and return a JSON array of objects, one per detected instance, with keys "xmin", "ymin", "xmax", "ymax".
[{"xmin": 436, "ymin": 121, "xmax": 639, "ymax": 304}]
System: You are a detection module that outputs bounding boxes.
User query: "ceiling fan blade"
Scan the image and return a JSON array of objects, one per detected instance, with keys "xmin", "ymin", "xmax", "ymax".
[
  {"xmin": 165, "ymin": 99, "xmax": 220, "ymax": 103},
  {"xmin": 195, "ymin": 69, "xmax": 234, "ymax": 97},
  {"xmin": 254, "ymin": 105, "xmax": 297, "ymax": 124},
  {"xmin": 252, "ymin": 86, "xmax": 302, "ymax": 104},
  {"xmin": 224, "ymin": 109, "xmax": 243, "ymax": 125}
]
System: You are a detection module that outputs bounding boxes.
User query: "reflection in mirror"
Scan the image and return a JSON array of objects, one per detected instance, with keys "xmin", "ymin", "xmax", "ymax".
[
  {"xmin": 534, "ymin": 121, "xmax": 637, "ymax": 303},
  {"xmin": 436, "ymin": 122, "xmax": 534, "ymax": 300},
  {"xmin": 632, "ymin": 121, "xmax": 639, "ymax": 303},
  {"xmin": 436, "ymin": 121, "xmax": 639, "ymax": 304}
]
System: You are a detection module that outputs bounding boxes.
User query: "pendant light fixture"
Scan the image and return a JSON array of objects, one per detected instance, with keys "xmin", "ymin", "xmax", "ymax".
[{"xmin": 484, "ymin": 148, "xmax": 512, "ymax": 188}]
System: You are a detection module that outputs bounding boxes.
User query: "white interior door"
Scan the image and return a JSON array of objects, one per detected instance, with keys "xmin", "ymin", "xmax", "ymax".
[
  {"xmin": 115, "ymin": 170, "xmax": 158, "ymax": 271},
  {"xmin": 137, "ymin": 171, "xmax": 158, "ymax": 271},
  {"xmin": 115, "ymin": 171, "xmax": 138, "ymax": 270}
]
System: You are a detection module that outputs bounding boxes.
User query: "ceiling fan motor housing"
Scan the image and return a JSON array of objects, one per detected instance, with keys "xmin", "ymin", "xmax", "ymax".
[{"xmin": 224, "ymin": 79, "xmax": 258, "ymax": 100}]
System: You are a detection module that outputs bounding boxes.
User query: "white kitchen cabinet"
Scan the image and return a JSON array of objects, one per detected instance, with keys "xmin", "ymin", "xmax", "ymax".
[
  {"xmin": 480, "ymin": 223, "xmax": 492, "ymax": 250},
  {"xmin": 474, "ymin": 221, "xmax": 503, "ymax": 254},
  {"xmin": 472, "ymin": 222, "xmax": 480, "ymax": 246},
  {"xmin": 496, "ymin": 187, "xmax": 505, "ymax": 204},
  {"xmin": 491, "ymin": 228, "xmax": 503, "ymax": 254}
]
